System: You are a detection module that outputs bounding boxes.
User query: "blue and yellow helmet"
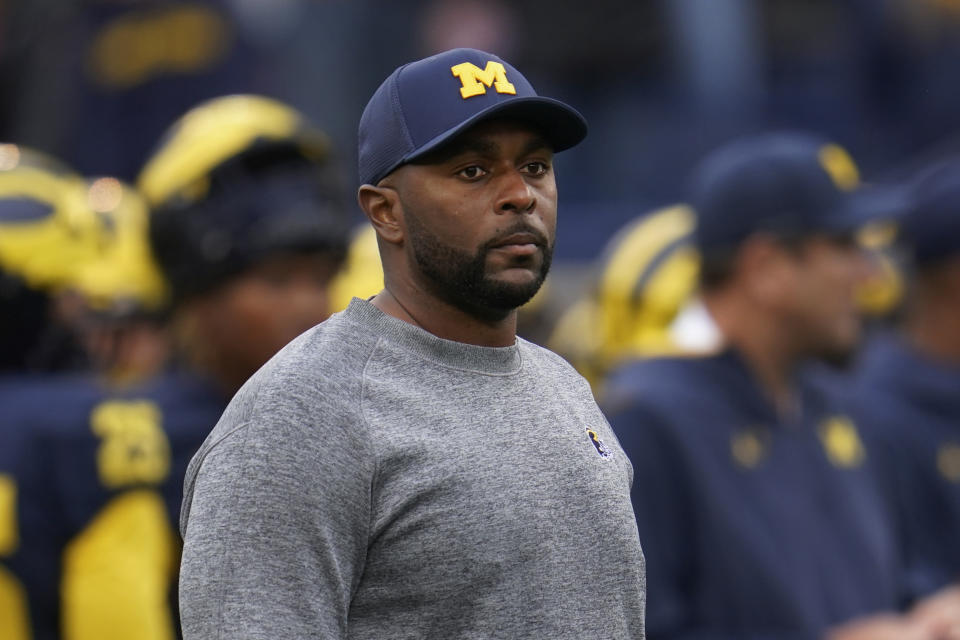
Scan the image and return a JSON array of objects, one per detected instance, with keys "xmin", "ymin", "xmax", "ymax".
[
  {"xmin": 138, "ymin": 94, "xmax": 331, "ymax": 208},
  {"xmin": 137, "ymin": 94, "xmax": 352, "ymax": 302},
  {"xmin": 0, "ymin": 144, "xmax": 103, "ymax": 293},
  {"xmin": 549, "ymin": 205, "xmax": 700, "ymax": 388},
  {"xmin": 328, "ymin": 224, "xmax": 384, "ymax": 313},
  {"xmin": 69, "ymin": 177, "xmax": 168, "ymax": 313}
]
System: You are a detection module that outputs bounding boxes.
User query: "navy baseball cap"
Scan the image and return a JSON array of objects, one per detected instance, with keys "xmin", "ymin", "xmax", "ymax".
[
  {"xmin": 899, "ymin": 157, "xmax": 960, "ymax": 266},
  {"xmin": 358, "ymin": 48, "xmax": 587, "ymax": 186},
  {"xmin": 690, "ymin": 132, "xmax": 884, "ymax": 251}
]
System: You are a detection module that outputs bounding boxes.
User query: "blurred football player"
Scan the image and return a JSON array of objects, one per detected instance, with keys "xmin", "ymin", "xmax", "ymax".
[
  {"xmin": 9, "ymin": 94, "xmax": 353, "ymax": 640},
  {"xmin": 605, "ymin": 132, "xmax": 952, "ymax": 640},
  {"xmin": 0, "ymin": 143, "xmax": 101, "ymax": 640},
  {"xmin": 847, "ymin": 158, "xmax": 960, "ymax": 639}
]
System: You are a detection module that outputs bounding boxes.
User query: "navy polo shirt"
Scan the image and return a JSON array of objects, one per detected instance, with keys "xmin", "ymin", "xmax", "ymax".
[
  {"xmin": 605, "ymin": 350, "xmax": 901, "ymax": 640},
  {"xmin": 848, "ymin": 333, "xmax": 960, "ymax": 601}
]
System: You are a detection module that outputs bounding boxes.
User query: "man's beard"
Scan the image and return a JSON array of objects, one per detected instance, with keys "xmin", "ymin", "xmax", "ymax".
[
  {"xmin": 404, "ymin": 208, "xmax": 553, "ymax": 320},
  {"xmin": 793, "ymin": 314, "xmax": 863, "ymax": 371},
  {"xmin": 809, "ymin": 330, "xmax": 862, "ymax": 370}
]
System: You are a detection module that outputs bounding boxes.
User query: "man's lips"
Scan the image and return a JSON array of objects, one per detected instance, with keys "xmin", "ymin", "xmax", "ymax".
[{"xmin": 490, "ymin": 232, "xmax": 544, "ymax": 253}]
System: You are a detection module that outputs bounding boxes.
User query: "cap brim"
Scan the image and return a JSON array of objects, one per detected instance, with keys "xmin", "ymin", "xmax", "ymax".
[
  {"xmin": 401, "ymin": 96, "xmax": 588, "ymax": 166},
  {"xmin": 826, "ymin": 183, "xmax": 911, "ymax": 234}
]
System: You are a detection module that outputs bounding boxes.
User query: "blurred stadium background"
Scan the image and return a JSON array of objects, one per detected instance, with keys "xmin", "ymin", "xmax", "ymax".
[
  {"xmin": 4, "ymin": 5, "xmax": 960, "ymax": 637},
  {"xmin": 1, "ymin": 0, "xmax": 958, "ymax": 332}
]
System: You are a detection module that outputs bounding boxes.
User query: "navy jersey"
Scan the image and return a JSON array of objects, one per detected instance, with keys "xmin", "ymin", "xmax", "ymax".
[
  {"xmin": 847, "ymin": 333, "xmax": 960, "ymax": 600},
  {"xmin": 604, "ymin": 350, "xmax": 901, "ymax": 640},
  {"xmin": 1, "ymin": 374, "xmax": 65, "ymax": 640},
  {"xmin": 3, "ymin": 370, "xmax": 224, "ymax": 640}
]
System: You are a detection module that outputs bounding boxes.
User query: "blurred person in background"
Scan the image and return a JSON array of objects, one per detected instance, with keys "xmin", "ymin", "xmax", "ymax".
[
  {"xmin": 0, "ymin": 145, "xmax": 107, "ymax": 374},
  {"xmin": 0, "ymin": 165, "xmax": 186, "ymax": 640},
  {"xmin": 548, "ymin": 203, "xmax": 698, "ymax": 392},
  {"xmin": 68, "ymin": 176, "xmax": 171, "ymax": 385},
  {"xmin": 548, "ymin": 199, "xmax": 904, "ymax": 397},
  {"xmin": 846, "ymin": 158, "xmax": 960, "ymax": 627},
  {"xmin": 0, "ymin": 147, "xmax": 170, "ymax": 640},
  {"xmin": 137, "ymin": 93, "xmax": 353, "ymax": 398},
  {"xmin": 9, "ymin": 94, "xmax": 353, "ymax": 640},
  {"xmin": 605, "ymin": 131, "xmax": 960, "ymax": 640},
  {"xmin": 0, "ymin": 144, "xmax": 113, "ymax": 640}
]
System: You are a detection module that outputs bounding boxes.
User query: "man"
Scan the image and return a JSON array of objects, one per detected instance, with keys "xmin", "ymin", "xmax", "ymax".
[
  {"xmin": 604, "ymin": 132, "xmax": 952, "ymax": 639},
  {"xmin": 138, "ymin": 93, "xmax": 352, "ymax": 398},
  {"xmin": 848, "ymin": 158, "xmax": 960, "ymax": 611},
  {"xmin": 178, "ymin": 48, "xmax": 647, "ymax": 639},
  {"xmin": 65, "ymin": 176, "xmax": 171, "ymax": 384},
  {"xmin": 10, "ymin": 95, "xmax": 353, "ymax": 640},
  {"xmin": 0, "ymin": 146, "xmax": 113, "ymax": 640}
]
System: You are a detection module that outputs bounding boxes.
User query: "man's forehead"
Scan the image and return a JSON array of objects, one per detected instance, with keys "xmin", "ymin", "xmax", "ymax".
[
  {"xmin": 459, "ymin": 118, "xmax": 551, "ymax": 141},
  {"xmin": 413, "ymin": 119, "xmax": 552, "ymax": 165}
]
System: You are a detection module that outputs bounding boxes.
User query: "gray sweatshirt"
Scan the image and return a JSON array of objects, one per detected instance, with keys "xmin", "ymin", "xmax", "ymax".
[{"xmin": 179, "ymin": 298, "xmax": 646, "ymax": 639}]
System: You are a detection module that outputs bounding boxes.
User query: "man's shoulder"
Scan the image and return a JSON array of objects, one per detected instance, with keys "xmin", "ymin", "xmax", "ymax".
[
  {"xmin": 180, "ymin": 313, "xmax": 384, "ymax": 534},
  {"xmin": 517, "ymin": 338, "xmax": 599, "ymax": 396},
  {"xmin": 0, "ymin": 374, "xmax": 108, "ymax": 437},
  {"xmin": 601, "ymin": 352, "xmax": 731, "ymax": 431},
  {"xmin": 259, "ymin": 310, "xmax": 382, "ymax": 385},
  {"xmin": 608, "ymin": 351, "xmax": 720, "ymax": 397},
  {"xmin": 207, "ymin": 312, "xmax": 380, "ymax": 437},
  {"xmin": 836, "ymin": 335, "xmax": 919, "ymax": 423},
  {"xmin": 518, "ymin": 338, "xmax": 585, "ymax": 375},
  {"xmin": 0, "ymin": 372, "xmax": 102, "ymax": 403}
]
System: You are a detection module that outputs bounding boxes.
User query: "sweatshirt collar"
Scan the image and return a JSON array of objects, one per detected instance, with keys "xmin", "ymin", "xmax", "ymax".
[{"xmin": 343, "ymin": 297, "xmax": 522, "ymax": 375}]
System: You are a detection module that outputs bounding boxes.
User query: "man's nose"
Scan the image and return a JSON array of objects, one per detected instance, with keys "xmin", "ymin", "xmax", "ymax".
[{"xmin": 495, "ymin": 170, "xmax": 536, "ymax": 214}]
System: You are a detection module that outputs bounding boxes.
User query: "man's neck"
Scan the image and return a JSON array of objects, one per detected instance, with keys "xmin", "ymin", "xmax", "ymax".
[
  {"xmin": 371, "ymin": 286, "xmax": 518, "ymax": 348},
  {"xmin": 704, "ymin": 293, "xmax": 800, "ymax": 419}
]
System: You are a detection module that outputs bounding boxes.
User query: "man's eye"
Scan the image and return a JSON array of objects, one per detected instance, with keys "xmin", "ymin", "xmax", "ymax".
[
  {"xmin": 524, "ymin": 162, "xmax": 548, "ymax": 176},
  {"xmin": 457, "ymin": 166, "xmax": 486, "ymax": 179}
]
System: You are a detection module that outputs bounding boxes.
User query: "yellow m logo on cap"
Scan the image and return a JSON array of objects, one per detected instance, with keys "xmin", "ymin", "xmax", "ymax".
[{"xmin": 450, "ymin": 61, "xmax": 517, "ymax": 99}]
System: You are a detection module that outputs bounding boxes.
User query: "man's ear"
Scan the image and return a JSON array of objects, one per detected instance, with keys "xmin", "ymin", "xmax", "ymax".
[{"xmin": 358, "ymin": 184, "xmax": 404, "ymax": 245}]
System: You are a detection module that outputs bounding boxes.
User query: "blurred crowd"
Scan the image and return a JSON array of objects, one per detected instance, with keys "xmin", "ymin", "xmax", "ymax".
[{"xmin": 1, "ymin": 1, "xmax": 960, "ymax": 639}]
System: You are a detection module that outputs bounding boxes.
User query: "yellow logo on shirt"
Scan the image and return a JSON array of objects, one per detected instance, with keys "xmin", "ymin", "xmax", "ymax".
[
  {"xmin": 586, "ymin": 428, "xmax": 613, "ymax": 458},
  {"xmin": 450, "ymin": 61, "xmax": 517, "ymax": 99},
  {"xmin": 91, "ymin": 400, "xmax": 171, "ymax": 489},
  {"xmin": 731, "ymin": 429, "xmax": 767, "ymax": 469},
  {"xmin": 818, "ymin": 416, "xmax": 866, "ymax": 469}
]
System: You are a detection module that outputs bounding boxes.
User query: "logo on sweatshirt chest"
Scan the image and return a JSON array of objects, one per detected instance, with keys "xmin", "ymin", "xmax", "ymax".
[{"xmin": 586, "ymin": 428, "xmax": 613, "ymax": 458}]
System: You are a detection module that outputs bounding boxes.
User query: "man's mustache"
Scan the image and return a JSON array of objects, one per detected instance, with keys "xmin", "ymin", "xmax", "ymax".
[{"xmin": 482, "ymin": 223, "xmax": 550, "ymax": 251}]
